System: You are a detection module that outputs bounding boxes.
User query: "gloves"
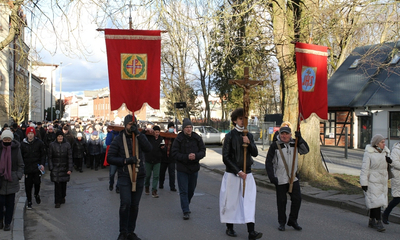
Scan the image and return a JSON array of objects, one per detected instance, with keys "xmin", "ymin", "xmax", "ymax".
[
  {"xmin": 295, "ymin": 131, "xmax": 301, "ymax": 139},
  {"xmin": 130, "ymin": 124, "xmax": 140, "ymax": 136},
  {"xmin": 362, "ymin": 186, "xmax": 368, "ymax": 192},
  {"xmin": 386, "ymin": 156, "xmax": 392, "ymax": 164},
  {"xmin": 125, "ymin": 156, "xmax": 137, "ymax": 165},
  {"xmin": 271, "ymin": 177, "xmax": 278, "ymax": 186}
]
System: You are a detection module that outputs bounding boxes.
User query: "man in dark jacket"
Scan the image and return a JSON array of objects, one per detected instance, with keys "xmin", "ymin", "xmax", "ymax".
[
  {"xmin": 73, "ymin": 133, "xmax": 87, "ymax": 172},
  {"xmin": 107, "ymin": 114, "xmax": 152, "ymax": 240},
  {"xmin": 20, "ymin": 127, "xmax": 46, "ymax": 210},
  {"xmin": 171, "ymin": 118, "xmax": 206, "ymax": 220},
  {"xmin": 159, "ymin": 122, "xmax": 177, "ymax": 191},
  {"xmin": 36, "ymin": 122, "xmax": 46, "ymax": 140},
  {"xmin": 144, "ymin": 125, "xmax": 164, "ymax": 198}
]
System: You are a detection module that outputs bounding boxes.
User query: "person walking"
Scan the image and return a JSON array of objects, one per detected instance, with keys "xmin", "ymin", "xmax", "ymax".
[
  {"xmin": 360, "ymin": 134, "xmax": 390, "ymax": 232},
  {"xmin": 106, "ymin": 129, "xmax": 120, "ymax": 193},
  {"xmin": 144, "ymin": 126, "xmax": 164, "ymax": 198},
  {"xmin": 107, "ymin": 114, "xmax": 152, "ymax": 240},
  {"xmin": 219, "ymin": 108, "xmax": 262, "ymax": 240},
  {"xmin": 73, "ymin": 133, "xmax": 87, "ymax": 173},
  {"xmin": 159, "ymin": 122, "xmax": 177, "ymax": 191},
  {"xmin": 20, "ymin": 127, "xmax": 46, "ymax": 210},
  {"xmin": 87, "ymin": 131, "xmax": 102, "ymax": 170},
  {"xmin": 171, "ymin": 118, "xmax": 206, "ymax": 220},
  {"xmin": 265, "ymin": 123, "xmax": 309, "ymax": 232},
  {"xmin": 48, "ymin": 131, "xmax": 73, "ymax": 208},
  {"xmin": 382, "ymin": 141, "xmax": 400, "ymax": 224},
  {"xmin": 0, "ymin": 130, "xmax": 24, "ymax": 231}
]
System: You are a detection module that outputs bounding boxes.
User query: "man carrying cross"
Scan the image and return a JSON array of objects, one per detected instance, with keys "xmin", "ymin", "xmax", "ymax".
[{"xmin": 219, "ymin": 67, "xmax": 263, "ymax": 240}]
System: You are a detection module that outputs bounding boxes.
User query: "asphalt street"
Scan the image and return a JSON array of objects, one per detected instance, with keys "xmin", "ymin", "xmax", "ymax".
[{"xmin": 4, "ymin": 145, "xmax": 396, "ymax": 240}]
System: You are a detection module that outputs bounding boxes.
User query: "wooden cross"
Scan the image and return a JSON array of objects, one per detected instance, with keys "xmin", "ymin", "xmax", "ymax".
[{"xmin": 228, "ymin": 67, "xmax": 263, "ymax": 196}]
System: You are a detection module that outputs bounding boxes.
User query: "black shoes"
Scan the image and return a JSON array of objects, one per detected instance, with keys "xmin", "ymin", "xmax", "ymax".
[
  {"xmin": 26, "ymin": 202, "xmax": 32, "ymax": 210},
  {"xmin": 183, "ymin": 212, "xmax": 190, "ymax": 220},
  {"xmin": 382, "ymin": 213, "xmax": 389, "ymax": 224},
  {"xmin": 287, "ymin": 221, "xmax": 302, "ymax": 231},
  {"xmin": 0, "ymin": 221, "xmax": 3, "ymax": 229},
  {"xmin": 117, "ymin": 233, "xmax": 127, "ymax": 240},
  {"xmin": 226, "ymin": 228, "xmax": 237, "ymax": 237},
  {"xmin": 278, "ymin": 224, "xmax": 285, "ymax": 231},
  {"xmin": 127, "ymin": 232, "xmax": 142, "ymax": 240},
  {"xmin": 109, "ymin": 185, "xmax": 113, "ymax": 191},
  {"xmin": 248, "ymin": 231, "xmax": 262, "ymax": 240},
  {"xmin": 3, "ymin": 224, "xmax": 10, "ymax": 231},
  {"xmin": 170, "ymin": 188, "xmax": 177, "ymax": 192},
  {"xmin": 35, "ymin": 195, "xmax": 41, "ymax": 204},
  {"xmin": 116, "ymin": 187, "xmax": 120, "ymax": 194},
  {"xmin": 159, "ymin": 185, "xmax": 164, "ymax": 189},
  {"xmin": 55, "ymin": 203, "xmax": 61, "ymax": 208}
]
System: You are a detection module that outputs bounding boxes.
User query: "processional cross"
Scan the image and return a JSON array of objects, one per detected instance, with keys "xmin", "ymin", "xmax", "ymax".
[{"xmin": 228, "ymin": 67, "xmax": 263, "ymax": 196}]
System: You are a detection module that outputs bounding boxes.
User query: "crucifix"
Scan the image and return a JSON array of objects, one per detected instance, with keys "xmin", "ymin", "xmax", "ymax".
[{"xmin": 229, "ymin": 67, "xmax": 263, "ymax": 196}]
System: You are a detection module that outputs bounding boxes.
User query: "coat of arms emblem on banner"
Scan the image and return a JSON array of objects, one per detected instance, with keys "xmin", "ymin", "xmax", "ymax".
[{"xmin": 121, "ymin": 54, "xmax": 147, "ymax": 80}]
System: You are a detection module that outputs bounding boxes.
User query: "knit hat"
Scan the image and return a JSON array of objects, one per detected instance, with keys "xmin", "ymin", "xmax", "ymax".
[
  {"xmin": 182, "ymin": 118, "xmax": 193, "ymax": 129},
  {"xmin": 167, "ymin": 122, "xmax": 175, "ymax": 129},
  {"xmin": 77, "ymin": 133, "xmax": 83, "ymax": 138},
  {"xmin": 1, "ymin": 129, "xmax": 14, "ymax": 140},
  {"xmin": 55, "ymin": 131, "xmax": 64, "ymax": 138},
  {"xmin": 153, "ymin": 126, "xmax": 161, "ymax": 131},
  {"xmin": 26, "ymin": 126, "xmax": 36, "ymax": 135},
  {"xmin": 124, "ymin": 114, "xmax": 136, "ymax": 127},
  {"xmin": 92, "ymin": 131, "xmax": 98, "ymax": 136},
  {"xmin": 371, "ymin": 134, "xmax": 385, "ymax": 146}
]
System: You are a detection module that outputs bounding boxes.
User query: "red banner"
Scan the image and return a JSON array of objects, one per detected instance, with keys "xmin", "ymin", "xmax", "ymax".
[
  {"xmin": 295, "ymin": 42, "xmax": 328, "ymax": 120},
  {"xmin": 105, "ymin": 29, "xmax": 161, "ymax": 112}
]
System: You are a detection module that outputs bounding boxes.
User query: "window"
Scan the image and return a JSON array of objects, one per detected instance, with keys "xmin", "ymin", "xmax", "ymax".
[
  {"xmin": 325, "ymin": 112, "xmax": 336, "ymax": 138},
  {"xmin": 389, "ymin": 112, "xmax": 400, "ymax": 138},
  {"xmin": 349, "ymin": 59, "xmax": 360, "ymax": 69}
]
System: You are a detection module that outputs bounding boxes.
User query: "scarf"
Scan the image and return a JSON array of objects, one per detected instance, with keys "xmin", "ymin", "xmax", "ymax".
[
  {"xmin": 235, "ymin": 125, "xmax": 244, "ymax": 132},
  {"xmin": 0, "ymin": 143, "xmax": 12, "ymax": 181}
]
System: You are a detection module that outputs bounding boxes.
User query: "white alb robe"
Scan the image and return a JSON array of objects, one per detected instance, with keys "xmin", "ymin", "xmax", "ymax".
[{"xmin": 219, "ymin": 172, "xmax": 256, "ymax": 224}]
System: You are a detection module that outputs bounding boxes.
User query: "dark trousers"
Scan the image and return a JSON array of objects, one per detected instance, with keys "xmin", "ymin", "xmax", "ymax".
[
  {"xmin": 88, "ymin": 154, "xmax": 100, "ymax": 169},
  {"xmin": 177, "ymin": 171, "xmax": 198, "ymax": 213},
  {"xmin": 370, "ymin": 207, "xmax": 382, "ymax": 220},
  {"xmin": 227, "ymin": 223, "xmax": 255, "ymax": 232},
  {"xmin": 384, "ymin": 197, "xmax": 400, "ymax": 217},
  {"xmin": 109, "ymin": 164, "xmax": 119, "ymax": 188},
  {"xmin": 276, "ymin": 181, "xmax": 301, "ymax": 225},
  {"xmin": 0, "ymin": 193, "xmax": 15, "ymax": 225},
  {"xmin": 159, "ymin": 162, "xmax": 176, "ymax": 190},
  {"xmin": 74, "ymin": 157, "xmax": 84, "ymax": 170},
  {"xmin": 25, "ymin": 172, "xmax": 42, "ymax": 203},
  {"xmin": 119, "ymin": 176, "xmax": 144, "ymax": 234},
  {"xmin": 54, "ymin": 182, "xmax": 67, "ymax": 204}
]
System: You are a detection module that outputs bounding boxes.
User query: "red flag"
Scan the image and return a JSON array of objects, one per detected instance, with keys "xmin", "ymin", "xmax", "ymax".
[
  {"xmin": 295, "ymin": 42, "xmax": 328, "ymax": 120},
  {"xmin": 105, "ymin": 29, "xmax": 161, "ymax": 112}
]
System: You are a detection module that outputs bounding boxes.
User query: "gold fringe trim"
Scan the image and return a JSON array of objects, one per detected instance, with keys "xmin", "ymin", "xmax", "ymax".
[
  {"xmin": 295, "ymin": 48, "xmax": 328, "ymax": 56},
  {"xmin": 106, "ymin": 35, "xmax": 161, "ymax": 41}
]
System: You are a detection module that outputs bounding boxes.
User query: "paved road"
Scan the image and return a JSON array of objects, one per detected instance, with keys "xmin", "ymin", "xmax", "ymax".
[{"xmin": 19, "ymin": 147, "xmax": 400, "ymax": 240}]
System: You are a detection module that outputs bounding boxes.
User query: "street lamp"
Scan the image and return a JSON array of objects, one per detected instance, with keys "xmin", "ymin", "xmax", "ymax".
[{"xmin": 58, "ymin": 62, "xmax": 72, "ymax": 120}]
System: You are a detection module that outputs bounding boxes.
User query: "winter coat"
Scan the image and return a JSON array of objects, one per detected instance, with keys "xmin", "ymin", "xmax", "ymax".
[
  {"xmin": 105, "ymin": 131, "xmax": 119, "ymax": 146},
  {"xmin": 171, "ymin": 131, "xmax": 206, "ymax": 174},
  {"xmin": 73, "ymin": 138, "xmax": 87, "ymax": 159},
  {"xmin": 107, "ymin": 130, "xmax": 152, "ymax": 180},
  {"xmin": 265, "ymin": 134, "xmax": 309, "ymax": 185},
  {"xmin": 222, "ymin": 129, "xmax": 258, "ymax": 175},
  {"xmin": 99, "ymin": 132, "xmax": 107, "ymax": 152},
  {"xmin": 144, "ymin": 135, "xmax": 164, "ymax": 164},
  {"xmin": 20, "ymin": 138, "xmax": 46, "ymax": 174},
  {"xmin": 0, "ymin": 140, "xmax": 24, "ymax": 195},
  {"xmin": 390, "ymin": 142, "xmax": 400, "ymax": 197},
  {"xmin": 44, "ymin": 132, "xmax": 57, "ymax": 149},
  {"xmin": 87, "ymin": 136, "xmax": 102, "ymax": 156},
  {"xmin": 360, "ymin": 144, "xmax": 389, "ymax": 209},
  {"xmin": 48, "ymin": 139, "xmax": 73, "ymax": 183}
]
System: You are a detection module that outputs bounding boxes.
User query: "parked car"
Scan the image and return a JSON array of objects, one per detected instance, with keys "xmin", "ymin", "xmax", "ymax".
[
  {"xmin": 248, "ymin": 125, "xmax": 260, "ymax": 141},
  {"xmin": 193, "ymin": 126, "xmax": 225, "ymax": 145}
]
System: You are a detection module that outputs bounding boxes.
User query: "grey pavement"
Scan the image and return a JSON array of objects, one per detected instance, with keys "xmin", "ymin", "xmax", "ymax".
[{"xmin": 3, "ymin": 144, "xmax": 399, "ymax": 240}]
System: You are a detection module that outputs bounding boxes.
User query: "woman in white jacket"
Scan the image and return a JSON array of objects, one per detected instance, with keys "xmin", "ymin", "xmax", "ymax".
[
  {"xmin": 382, "ymin": 142, "xmax": 400, "ymax": 224},
  {"xmin": 360, "ymin": 134, "xmax": 390, "ymax": 232}
]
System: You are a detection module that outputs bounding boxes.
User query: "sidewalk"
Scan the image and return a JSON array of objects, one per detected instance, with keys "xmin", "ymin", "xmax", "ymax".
[
  {"xmin": 5, "ymin": 145, "xmax": 399, "ymax": 240},
  {"xmin": 200, "ymin": 145, "xmax": 400, "ymax": 225}
]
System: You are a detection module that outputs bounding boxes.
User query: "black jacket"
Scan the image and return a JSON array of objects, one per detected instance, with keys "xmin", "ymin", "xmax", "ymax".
[
  {"xmin": 44, "ymin": 132, "xmax": 57, "ymax": 148},
  {"xmin": 222, "ymin": 129, "xmax": 258, "ymax": 175},
  {"xmin": 144, "ymin": 135, "xmax": 164, "ymax": 164},
  {"xmin": 107, "ymin": 130, "xmax": 152, "ymax": 179},
  {"xmin": 48, "ymin": 139, "xmax": 73, "ymax": 182},
  {"xmin": 0, "ymin": 140, "xmax": 24, "ymax": 195},
  {"xmin": 171, "ymin": 132, "xmax": 206, "ymax": 174},
  {"xmin": 73, "ymin": 138, "xmax": 87, "ymax": 159},
  {"xmin": 20, "ymin": 138, "xmax": 46, "ymax": 174}
]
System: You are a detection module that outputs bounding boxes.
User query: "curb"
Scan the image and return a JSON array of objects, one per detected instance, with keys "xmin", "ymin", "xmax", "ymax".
[
  {"xmin": 12, "ymin": 196, "xmax": 25, "ymax": 240},
  {"xmin": 200, "ymin": 163, "xmax": 400, "ymax": 225}
]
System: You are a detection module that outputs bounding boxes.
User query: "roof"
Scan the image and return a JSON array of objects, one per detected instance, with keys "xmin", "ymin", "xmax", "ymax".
[{"xmin": 328, "ymin": 41, "xmax": 400, "ymax": 108}]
